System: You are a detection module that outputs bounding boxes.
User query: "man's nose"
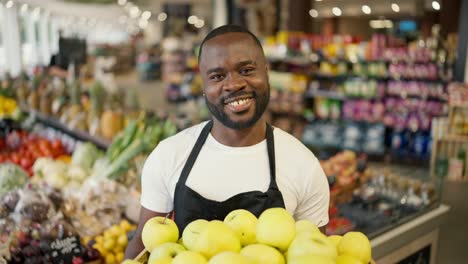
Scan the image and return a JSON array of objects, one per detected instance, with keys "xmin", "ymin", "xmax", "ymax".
[{"xmin": 223, "ymin": 73, "xmax": 246, "ymax": 92}]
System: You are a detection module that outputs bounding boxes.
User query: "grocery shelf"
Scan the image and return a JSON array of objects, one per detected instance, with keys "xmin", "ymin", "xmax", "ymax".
[
  {"xmin": 28, "ymin": 110, "xmax": 111, "ymax": 149},
  {"xmin": 438, "ymin": 134, "xmax": 468, "ymax": 142},
  {"xmin": 449, "ymin": 102, "xmax": 468, "ymax": 108}
]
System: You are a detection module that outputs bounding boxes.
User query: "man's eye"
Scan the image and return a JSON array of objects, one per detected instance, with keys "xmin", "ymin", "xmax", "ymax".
[
  {"xmin": 240, "ymin": 68, "xmax": 254, "ymax": 75},
  {"xmin": 210, "ymin": 74, "xmax": 224, "ymax": 80}
]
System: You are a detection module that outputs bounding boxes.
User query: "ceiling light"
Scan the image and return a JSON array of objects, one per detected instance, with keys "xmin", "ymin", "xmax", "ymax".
[
  {"xmin": 332, "ymin": 7, "xmax": 342, "ymax": 16},
  {"xmin": 188, "ymin": 15, "xmax": 198, "ymax": 24},
  {"xmin": 142, "ymin": 11, "xmax": 151, "ymax": 20},
  {"xmin": 432, "ymin": 1, "xmax": 440, "ymax": 10},
  {"xmin": 309, "ymin": 9, "xmax": 318, "ymax": 18},
  {"xmin": 362, "ymin": 5, "xmax": 371, "ymax": 15},
  {"xmin": 33, "ymin": 7, "xmax": 41, "ymax": 17},
  {"xmin": 21, "ymin": 4, "xmax": 28, "ymax": 13},
  {"xmin": 316, "ymin": 0, "xmax": 322, "ymax": 1},
  {"xmin": 118, "ymin": 0, "xmax": 127, "ymax": 6},
  {"xmin": 391, "ymin": 3, "xmax": 400, "ymax": 12},
  {"xmin": 130, "ymin": 6, "xmax": 141, "ymax": 18},
  {"xmin": 194, "ymin": 19, "xmax": 205, "ymax": 28},
  {"xmin": 158, "ymin": 12, "xmax": 167, "ymax": 22},
  {"xmin": 6, "ymin": 1, "xmax": 13, "ymax": 9}
]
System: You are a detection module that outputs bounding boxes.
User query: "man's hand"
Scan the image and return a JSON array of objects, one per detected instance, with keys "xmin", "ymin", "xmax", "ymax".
[{"xmin": 124, "ymin": 207, "xmax": 172, "ymax": 259}]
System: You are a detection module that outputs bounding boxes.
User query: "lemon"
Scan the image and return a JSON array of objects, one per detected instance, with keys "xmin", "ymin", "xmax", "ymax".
[
  {"xmin": 115, "ymin": 252, "xmax": 124, "ymax": 262},
  {"xmin": 120, "ymin": 220, "xmax": 132, "ymax": 231},
  {"xmin": 95, "ymin": 235, "xmax": 104, "ymax": 245},
  {"xmin": 105, "ymin": 253, "xmax": 116, "ymax": 264},
  {"xmin": 109, "ymin": 225, "xmax": 122, "ymax": 237},
  {"xmin": 103, "ymin": 239, "xmax": 116, "ymax": 251},
  {"xmin": 93, "ymin": 244, "xmax": 106, "ymax": 255},
  {"xmin": 118, "ymin": 234, "xmax": 128, "ymax": 247}
]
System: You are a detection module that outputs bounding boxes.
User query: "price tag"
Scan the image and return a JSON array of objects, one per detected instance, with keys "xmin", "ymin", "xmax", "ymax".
[{"xmin": 49, "ymin": 235, "xmax": 83, "ymax": 264}]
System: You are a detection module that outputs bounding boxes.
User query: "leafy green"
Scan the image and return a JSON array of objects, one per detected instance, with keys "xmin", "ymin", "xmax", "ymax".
[{"xmin": 0, "ymin": 163, "xmax": 28, "ymax": 196}]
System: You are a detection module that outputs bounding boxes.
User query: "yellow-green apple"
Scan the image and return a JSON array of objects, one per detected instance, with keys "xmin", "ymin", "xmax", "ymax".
[
  {"xmin": 288, "ymin": 254, "xmax": 335, "ymax": 264},
  {"xmin": 288, "ymin": 232, "xmax": 337, "ymax": 260},
  {"xmin": 142, "ymin": 216, "xmax": 179, "ymax": 252},
  {"xmin": 208, "ymin": 252, "xmax": 253, "ymax": 264},
  {"xmin": 296, "ymin": 220, "xmax": 320, "ymax": 235},
  {"xmin": 338, "ymin": 232, "xmax": 371, "ymax": 264},
  {"xmin": 256, "ymin": 208, "xmax": 296, "ymax": 251},
  {"xmin": 172, "ymin": 251, "xmax": 207, "ymax": 264},
  {"xmin": 224, "ymin": 209, "xmax": 258, "ymax": 246},
  {"xmin": 182, "ymin": 219, "xmax": 209, "ymax": 250},
  {"xmin": 328, "ymin": 235, "xmax": 342, "ymax": 247},
  {"xmin": 147, "ymin": 255, "xmax": 173, "ymax": 264},
  {"xmin": 193, "ymin": 220, "xmax": 241, "ymax": 259},
  {"xmin": 240, "ymin": 243, "xmax": 285, "ymax": 264},
  {"xmin": 147, "ymin": 242, "xmax": 185, "ymax": 264},
  {"xmin": 121, "ymin": 260, "xmax": 142, "ymax": 264},
  {"xmin": 336, "ymin": 255, "xmax": 364, "ymax": 264}
]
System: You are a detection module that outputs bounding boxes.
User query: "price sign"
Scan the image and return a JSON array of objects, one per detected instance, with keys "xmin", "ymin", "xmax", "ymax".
[{"xmin": 49, "ymin": 236, "xmax": 83, "ymax": 264}]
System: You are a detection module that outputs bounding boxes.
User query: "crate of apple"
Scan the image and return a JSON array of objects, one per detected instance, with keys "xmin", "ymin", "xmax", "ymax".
[{"xmin": 123, "ymin": 208, "xmax": 373, "ymax": 264}]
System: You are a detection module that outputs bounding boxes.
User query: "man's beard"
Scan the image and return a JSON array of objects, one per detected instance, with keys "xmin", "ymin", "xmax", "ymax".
[{"xmin": 205, "ymin": 86, "xmax": 270, "ymax": 130}]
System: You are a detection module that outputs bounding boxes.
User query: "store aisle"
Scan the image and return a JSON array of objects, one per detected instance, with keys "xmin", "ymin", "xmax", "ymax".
[{"xmin": 438, "ymin": 181, "xmax": 468, "ymax": 264}]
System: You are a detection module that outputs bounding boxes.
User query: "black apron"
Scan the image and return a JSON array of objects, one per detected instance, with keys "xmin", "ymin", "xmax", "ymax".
[{"xmin": 173, "ymin": 120, "xmax": 285, "ymax": 233}]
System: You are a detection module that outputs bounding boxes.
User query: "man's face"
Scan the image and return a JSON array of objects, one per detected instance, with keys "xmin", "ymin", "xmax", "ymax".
[{"xmin": 199, "ymin": 32, "xmax": 270, "ymax": 130}]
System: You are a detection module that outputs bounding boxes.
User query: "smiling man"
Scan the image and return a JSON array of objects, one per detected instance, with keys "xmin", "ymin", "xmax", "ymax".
[{"xmin": 125, "ymin": 25, "xmax": 330, "ymax": 258}]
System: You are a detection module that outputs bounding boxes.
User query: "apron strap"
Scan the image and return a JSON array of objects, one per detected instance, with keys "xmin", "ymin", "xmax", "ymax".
[
  {"xmin": 178, "ymin": 120, "xmax": 213, "ymax": 185},
  {"xmin": 265, "ymin": 123, "xmax": 279, "ymax": 189}
]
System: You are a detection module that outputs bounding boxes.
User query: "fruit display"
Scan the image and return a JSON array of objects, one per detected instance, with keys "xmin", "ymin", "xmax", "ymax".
[
  {"xmin": 84, "ymin": 219, "xmax": 136, "ymax": 264},
  {"xmin": 0, "ymin": 128, "xmax": 68, "ymax": 175},
  {"xmin": 1, "ymin": 184, "xmax": 100, "ymax": 263},
  {"xmin": 0, "ymin": 96, "xmax": 20, "ymax": 119},
  {"xmin": 320, "ymin": 151, "xmax": 370, "ymax": 205},
  {"xmin": 126, "ymin": 208, "xmax": 373, "ymax": 264}
]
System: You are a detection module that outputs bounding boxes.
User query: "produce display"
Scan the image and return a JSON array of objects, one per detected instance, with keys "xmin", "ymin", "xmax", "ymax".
[
  {"xmin": 0, "ymin": 109, "xmax": 178, "ymax": 263},
  {"xmin": 126, "ymin": 208, "xmax": 373, "ymax": 264},
  {"xmin": 0, "ymin": 126, "xmax": 68, "ymax": 176}
]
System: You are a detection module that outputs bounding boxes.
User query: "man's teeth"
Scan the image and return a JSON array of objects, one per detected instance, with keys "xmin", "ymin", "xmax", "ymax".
[{"xmin": 229, "ymin": 98, "xmax": 250, "ymax": 106}]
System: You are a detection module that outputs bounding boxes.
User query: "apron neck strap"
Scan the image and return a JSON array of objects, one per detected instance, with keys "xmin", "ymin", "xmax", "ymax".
[{"xmin": 178, "ymin": 120, "xmax": 277, "ymax": 186}]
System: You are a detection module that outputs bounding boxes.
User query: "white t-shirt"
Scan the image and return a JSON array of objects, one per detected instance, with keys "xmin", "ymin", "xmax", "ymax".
[{"xmin": 140, "ymin": 122, "xmax": 330, "ymax": 227}]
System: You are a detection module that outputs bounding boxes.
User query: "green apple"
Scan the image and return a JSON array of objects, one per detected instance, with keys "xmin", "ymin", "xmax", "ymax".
[
  {"xmin": 224, "ymin": 209, "xmax": 258, "ymax": 246},
  {"xmin": 173, "ymin": 251, "xmax": 207, "ymax": 264},
  {"xmin": 148, "ymin": 242, "xmax": 185, "ymax": 264},
  {"xmin": 240, "ymin": 243, "xmax": 285, "ymax": 264},
  {"xmin": 338, "ymin": 232, "xmax": 371, "ymax": 264},
  {"xmin": 336, "ymin": 255, "xmax": 364, "ymax": 264},
  {"xmin": 288, "ymin": 232, "xmax": 337, "ymax": 260},
  {"xmin": 142, "ymin": 216, "xmax": 179, "ymax": 252},
  {"xmin": 193, "ymin": 220, "xmax": 241, "ymax": 259},
  {"xmin": 296, "ymin": 220, "xmax": 320, "ymax": 235},
  {"xmin": 208, "ymin": 251, "xmax": 253, "ymax": 264},
  {"xmin": 148, "ymin": 256, "xmax": 172, "ymax": 264},
  {"xmin": 182, "ymin": 219, "xmax": 209, "ymax": 250},
  {"xmin": 256, "ymin": 208, "xmax": 296, "ymax": 252},
  {"xmin": 121, "ymin": 260, "xmax": 142, "ymax": 264},
  {"xmin": 288, "ymin": 254, "xmax": 335, "ymax": 264},
  {"xmin": 328, "ymin": 235, "xmax": 342, "ymax": 247}
]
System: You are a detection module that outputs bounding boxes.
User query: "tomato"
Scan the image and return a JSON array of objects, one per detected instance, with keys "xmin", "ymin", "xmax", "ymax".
[
  {"xmin": 10, "ymin": 153, "xmax": 20, "ymax": 164},
  {"xmin": 51, "ymin": 139, "xmax": 63, "ymax": 151},
  {"xmin": 20, "ymin": 158, "xmax": 33, "ymax": 170}
]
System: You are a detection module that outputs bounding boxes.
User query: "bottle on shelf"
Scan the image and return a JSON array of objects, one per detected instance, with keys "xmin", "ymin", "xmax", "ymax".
[{"xmin": 434, "ymin": 143, "xmax": 449, "ymax": 179}]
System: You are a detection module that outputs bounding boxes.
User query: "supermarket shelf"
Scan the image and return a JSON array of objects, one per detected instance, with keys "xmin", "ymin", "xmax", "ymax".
[
  {"xmin": 305, "ymin": 89, "xmax": 347, "ymax": 100},
  {"xmin": 311, "ymin": 74, "xmax": 449, "ymax": 84},
  {"xmin": 29, "ymin": 110, "xmax": 111, "ymax": 149},
  {"xmin": 438, "ymin": 134, "xmax": 468, "ymax": 142},
  {"xmin": 449, "ymin": 102, "xmax": 468, "ymax": 108}
]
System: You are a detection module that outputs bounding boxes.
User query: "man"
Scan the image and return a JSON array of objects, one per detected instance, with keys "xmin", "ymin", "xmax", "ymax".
[{"xmin": 124, "ymin": 25, "xmax": 329, "ymax": 258}]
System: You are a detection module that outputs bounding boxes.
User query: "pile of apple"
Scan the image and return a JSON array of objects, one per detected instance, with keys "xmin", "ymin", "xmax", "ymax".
[{"xmin": 123, "ymin": 208, "xmax": 371, "ymax": 264}]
